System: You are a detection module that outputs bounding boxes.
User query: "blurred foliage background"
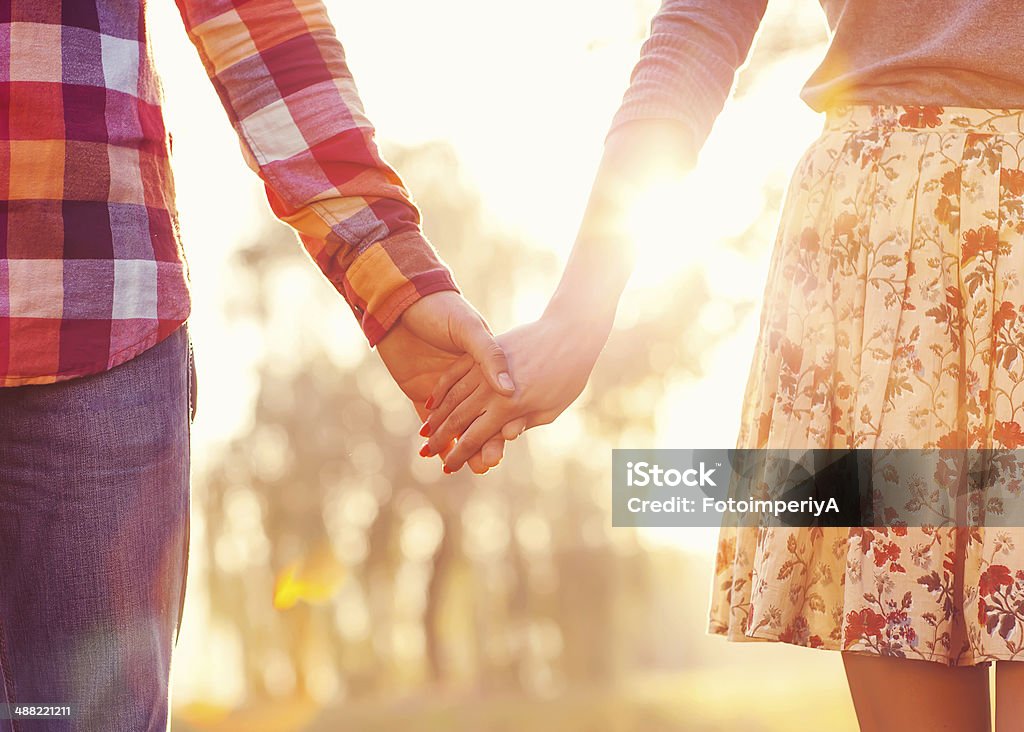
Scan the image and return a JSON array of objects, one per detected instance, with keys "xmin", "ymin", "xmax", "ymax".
[{"xmin": 153, "ymin": 1, "xmax": 863, "ymax": 730}]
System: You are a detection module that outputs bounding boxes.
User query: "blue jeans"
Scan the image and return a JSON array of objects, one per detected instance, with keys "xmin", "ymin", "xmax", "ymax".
[{"xmin": 0, "ymin": 324, "xmax": 194, "ymax": 731}]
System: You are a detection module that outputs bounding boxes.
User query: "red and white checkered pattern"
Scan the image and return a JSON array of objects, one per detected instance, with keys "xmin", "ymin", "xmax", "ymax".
[{"xmin": 0, "ymin": 0, "xmax": 456, "ymax": 386}]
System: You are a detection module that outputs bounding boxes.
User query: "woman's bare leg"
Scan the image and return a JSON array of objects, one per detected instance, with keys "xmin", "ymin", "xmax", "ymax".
[
  {"xmin": 843, "ymin": 652, "xmax": 990, "ymax": 732},
  {"xmin": 994, "ymin": 661, "xmax": 1024, "ymax": 731}
]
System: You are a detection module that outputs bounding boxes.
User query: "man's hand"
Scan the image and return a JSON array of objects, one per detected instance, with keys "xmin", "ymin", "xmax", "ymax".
[
  {"xmin": 420, "ymin": 305, "xmax": 614, "ymax": 473},
  {"xmin": 376, "ymin": 291, "xmax": 512, "ymax": 473},
  {"xmin": 397, "ymin": 291, "xmax": 516, "ymax": 396}
]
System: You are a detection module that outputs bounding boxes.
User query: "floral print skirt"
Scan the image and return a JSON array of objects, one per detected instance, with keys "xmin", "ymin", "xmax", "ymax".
[{"xmin": 709, "ymin": 105, "xmax": 1024, "ymax": 666}]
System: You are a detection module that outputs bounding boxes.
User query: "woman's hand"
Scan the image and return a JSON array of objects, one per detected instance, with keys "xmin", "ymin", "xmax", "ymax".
[
  {"xmin": 417, "ymin": 119, "xmax": 690, "ymax": 472},
  {"xmin": 420, "ymin": 306, "xmax": 614, "ymax": 472}
]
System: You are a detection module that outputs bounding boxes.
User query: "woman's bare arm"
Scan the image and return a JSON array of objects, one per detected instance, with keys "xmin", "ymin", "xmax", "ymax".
[{"xmin": 424, "ymin": 0, "xmax": 771, "ymax": 471}]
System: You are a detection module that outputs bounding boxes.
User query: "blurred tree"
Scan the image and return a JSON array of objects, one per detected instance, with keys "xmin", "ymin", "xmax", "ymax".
[
  {"xmin": 192, "ymin": 133, "xmax": 762, "ymax": 710},
  {"xmin": 176, "ymin": 1, "xmax": 835, "ymax": 728}
]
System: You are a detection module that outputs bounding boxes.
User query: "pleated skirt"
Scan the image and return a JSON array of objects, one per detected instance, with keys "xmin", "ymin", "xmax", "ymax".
[{"xmin": 709, "ymin": 105, "xmax": 1024, "ymax": 665}]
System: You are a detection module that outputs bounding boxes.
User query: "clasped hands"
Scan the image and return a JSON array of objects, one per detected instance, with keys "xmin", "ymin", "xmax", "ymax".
[
  {"xmin": 373, "ymin": 121, "xmax": 680, "ymax": 470},
  {"xmin": 375, "ymin": 290, "xmax": 611, "ymax": 475}
]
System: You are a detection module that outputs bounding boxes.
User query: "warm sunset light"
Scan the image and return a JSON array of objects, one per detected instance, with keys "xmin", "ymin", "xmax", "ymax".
[
  {"xmin": 11, "ymin": 0, "xmax": 1024, "ymax": 726},
  {"xmin": 0, "ymin": 0, "xmax": 842, "ymax": 729},
  {"xmin": 273, "ymin": 558, "xmax": 348, "ymax": 610},
  {"xmin": 140, "ymin": 0, "xmax": 850, "ymax": 724},
  {"xmin": 11, "ymin": 0, "xmax": 1024, "ymax": 727}
]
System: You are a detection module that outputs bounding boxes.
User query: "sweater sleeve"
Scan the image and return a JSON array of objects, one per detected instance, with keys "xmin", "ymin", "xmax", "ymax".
[{"xmin": 609, "ymin": 0, "xmax": 770, "ymax": 164}]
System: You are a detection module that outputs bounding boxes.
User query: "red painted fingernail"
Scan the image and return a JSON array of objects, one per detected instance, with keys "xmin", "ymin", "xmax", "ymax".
[
  {"xmin": 425, "ymin": 396, "xmax": 434, "ymax": 409},
  {"xmin": 419, "ymin": 422, "xmax": 431, "ymax": 437},
  {"xmin": 443, "ymin": 465, "xmax": 455, "ymax": 474},
  {"xmin": 419, "ymin": 443, "xmax": 432, "ymax": 457}
]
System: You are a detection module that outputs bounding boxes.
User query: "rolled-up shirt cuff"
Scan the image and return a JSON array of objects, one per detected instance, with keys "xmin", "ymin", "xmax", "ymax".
[{"xmin": 341, "ymin": 231, "xmax": 460, "ymax": 347}]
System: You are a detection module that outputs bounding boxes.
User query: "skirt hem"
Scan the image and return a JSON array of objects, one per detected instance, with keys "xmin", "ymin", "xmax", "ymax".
[{"xmin": 706, "ymin": 621, "xmax": 1024, "ymax": 668}]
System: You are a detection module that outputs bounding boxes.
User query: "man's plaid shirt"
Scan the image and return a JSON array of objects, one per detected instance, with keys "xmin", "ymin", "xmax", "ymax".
[{"xmin": 0, "ymin": 0, "xmax": 458, "ymax": 386}]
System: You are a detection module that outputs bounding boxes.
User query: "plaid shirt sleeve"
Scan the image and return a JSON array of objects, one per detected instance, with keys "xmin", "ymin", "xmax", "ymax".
[{"xmin": 174, "ymin": 0, "xmax": 458, "ymax": 346}]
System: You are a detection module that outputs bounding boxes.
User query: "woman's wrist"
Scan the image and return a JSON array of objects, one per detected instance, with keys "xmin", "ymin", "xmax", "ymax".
[
  {"xmin": 602, "ymin": 118, "xmax": 693, "ymax": 181},
  {"xmin": 543, "ymin": 283, "xmax": 619, "ymax": 342},
  {"xmin": 540, "ymin": 121, "xmax": 691, "ymax": 344}
]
